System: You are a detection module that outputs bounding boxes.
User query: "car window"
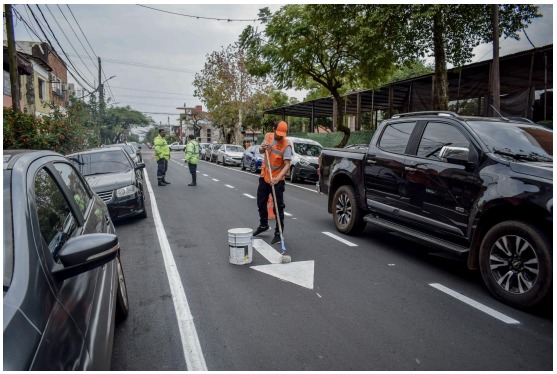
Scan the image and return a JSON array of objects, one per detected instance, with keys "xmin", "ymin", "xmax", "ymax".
[
  {"xmin": 69, "ymin": 150, "xmax": 132, "ymax": 176},
  {"xmin": 378, "ymin": 121, "xmax": 416, "ymax": 154},
  {"xmin": 227, "ymin": 145, "xmax": 244, "ymax": 152},
  {"xmin": 53, "ymin": 162, "xmax": 91, "ymax": 215},
  {"xmin": 293, "ymin": 142, "xmax": 322, "ymax": 157},
  {"xmin": 34, "ymin": 168, "xmax": 78, "ymax": 262},
  {"xmin": 417, "ymin": 122, "xmax": 470, "ymax": 160}
]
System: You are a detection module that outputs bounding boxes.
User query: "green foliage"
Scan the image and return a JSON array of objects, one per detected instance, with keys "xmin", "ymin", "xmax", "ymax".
[{"xmin": 3, "ymin": 105, "xmax": 100, "ymax": 154}]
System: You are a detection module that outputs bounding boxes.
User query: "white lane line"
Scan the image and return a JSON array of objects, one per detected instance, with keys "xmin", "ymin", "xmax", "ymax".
[
  {"xmin": 212, "ymin": 178, "xmax": 219, "ymax": 182},
  {"xmin": 429, "ymin": 283, "xmax": 520, "ymax": 324},
  {"xmin": 284, "ymin": 212, "xmax": 292, "ymax": 217},
  {"xmin": 322, "ymin": 231, "xmax": 358, "ymax": 247},
  {"xmin": 244, "ymin": 194, "xmax": 256, "ymax": 199},
  {"xmin": 202, "ymin": 174, "xmax": 208, "ymax": 177},
  {"xmin": 225, "ymin": 184, "xmax": 234, "ymax": 189},
  {"xmin": 143, "ymin": 169, "xmax": 208, "ymax": 370}
]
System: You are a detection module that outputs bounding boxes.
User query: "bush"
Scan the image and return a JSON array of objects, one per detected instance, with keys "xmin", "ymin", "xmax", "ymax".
[{"xmin": 3, "ymin": 106, "xmax": 100, "ymax": 155}]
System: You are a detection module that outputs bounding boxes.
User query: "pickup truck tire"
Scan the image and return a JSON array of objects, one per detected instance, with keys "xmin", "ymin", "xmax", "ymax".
[
  {"xmin": 479, "ymin": 220, "xmax": 552, "ymax": 309},
  {"xmin": 332, "ymin": 185, "xmax": 366, "ymax": 235}
]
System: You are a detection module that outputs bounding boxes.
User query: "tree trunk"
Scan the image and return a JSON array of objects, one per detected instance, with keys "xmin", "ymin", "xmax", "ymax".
[
  {"xmin": 432, "ymin": 10, "xmax": 449, "ymax": 110},
  {"xmin": 333, "ymin": 92, "xmax": 350, "ymax": 148}
]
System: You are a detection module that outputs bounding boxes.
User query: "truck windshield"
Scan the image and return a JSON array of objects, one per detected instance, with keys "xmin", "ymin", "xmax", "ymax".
[{"xmin": 467, "ymin": 121, "xmax": 552, "ymax": 162}]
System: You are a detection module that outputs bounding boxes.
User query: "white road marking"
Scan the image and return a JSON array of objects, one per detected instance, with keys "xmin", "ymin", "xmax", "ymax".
[
  {"xmin": 284, "ymin": 212, "xmax": 292, "ymax": 216},
  {"xmin": 429, "ymin": 283, "xmax": 520, "ymax": 324},
  {"xmin": 143, "ymin": 169, "xmax": 208, "ymax": 370},
  {"xmin": 212, "ymin": 178, "xmax": 219, "ymax": 182},
  {"xmin": 322, "ymin": 232, "xmax": 358, "ymax": 247},
  {"xmin": 251, "ymin": 239, "xmax": 314, "ymax": 289},
  {"xmin": 244, "ymin": 194, "xmax": 256, "ymax": 199},
  {"xmin": 225, "ymin": 184, "xmax": 234, "ymax": 189},
  {"xmin": 202, "ymin": 174, "xmax": 208, "ymax": 177}
]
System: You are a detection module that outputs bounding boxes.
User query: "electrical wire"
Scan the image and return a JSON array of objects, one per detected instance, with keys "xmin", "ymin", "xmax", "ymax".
[
  {"xmin": 109, "ymin": 85, "xmax": 195, "ymax": 96},
  {"xmin": 44, "ymin": 4, "xmax": 97, "ymax": 82},
  {"xmin": 66, "ymin": 5, "xmax": 99, "ymax": 62},
  {"xmin": 136, "ymin": 4, "xmax": 265, "ymax": 22},
  {"xmin": 28, "ymin": 4, "xmax": 96, "ymax": 90},
  {"xmin": 65, "ymin": 53, "xmax": 198, "ymax": 73},
  {"xmin": 56, "ymin": 4, "xmax": 98, "ymax": 71}
]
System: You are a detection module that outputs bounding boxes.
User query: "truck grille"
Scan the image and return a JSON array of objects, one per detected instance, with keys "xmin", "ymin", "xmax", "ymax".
[{"xmin": 96, "ymin": 190, "xmax": 114, "ymax": 203}]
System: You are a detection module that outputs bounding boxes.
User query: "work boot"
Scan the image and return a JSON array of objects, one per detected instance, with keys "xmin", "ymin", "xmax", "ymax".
[
  {"xmin": 253, "ymin": 225, "xmax": 269, "ymax": 237},
  {"xmin": 158, "ymin": 180, "xmax": 167, "ymax": 186},
  {"xmin": 271, "ymin": 232, "xmax": 281, "ymax": 245},
  {"xmin": 188, "ymin": 182, "xmax": 197, "ymax": 186},
  {"xmin": 162, "ymin": 178, "xmax": 170, "ymax": 185}
]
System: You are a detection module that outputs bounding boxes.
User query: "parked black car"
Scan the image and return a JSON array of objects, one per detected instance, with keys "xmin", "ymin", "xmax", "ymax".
[
  {"xmin": 102, "ymin": 143, "xmax": 141, "ymax": 165},
  {"xmin": 319, "ymin": 111, "xmax": 553, "ymax": 309},
  {"xmin": 3, "ymin": 150, "xmax": 129, "ymax": 370},
  {"xmin": 68, "ymin": 147, "xmax": 147, "ymax": 222}
]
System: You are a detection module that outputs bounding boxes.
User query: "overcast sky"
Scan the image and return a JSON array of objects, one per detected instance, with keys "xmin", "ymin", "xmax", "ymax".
[{"xmin": 9, "ymin": 3, "xmax": 554, "ymax": 129}]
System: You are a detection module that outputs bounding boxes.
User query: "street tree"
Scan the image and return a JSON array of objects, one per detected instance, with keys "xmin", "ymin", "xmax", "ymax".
[
  {"xmin": 193, "ymin": 44, "xmax": 270, "ymax": 145},
  {"xmin": 102, "ymin": 105, "xmax": 153, "ymax": 144},
  {"xmin": 373, "ymin": 4, "xmax": 540, "ymax": 110},
  {"xmin": 240, "ymin": 5, "xmax": 395, "ymax": 148}
]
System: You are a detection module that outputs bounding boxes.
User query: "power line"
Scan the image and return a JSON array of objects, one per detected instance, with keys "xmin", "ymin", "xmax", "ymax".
[
  {"xmin": 30, "ymin": 4, "xmax": 96, "ymax": 89},
  {"xmin": 57, "ymin": 4, "xmax": 98, "ymax": 71},
  {"xmin": 66, "ymin": 5, "xmax": 98, "ymax": 61},
  {"xmin": 65, "ymin": 53, "xmax": 198, "ymax": 73},
  {"xmin": 22, "ymin": 5, "xmax": 94, "ymax": 92},
  {"xmin": 44, "ymin": 4, "xmax": 97, "ymax": 82},
  {"xmin": 109, "ymin": 85, "xmax": 196, "ymax": 96},
  {"xmin": 136, "ymin": 4, "xmax": 265, "ymax": 22}
]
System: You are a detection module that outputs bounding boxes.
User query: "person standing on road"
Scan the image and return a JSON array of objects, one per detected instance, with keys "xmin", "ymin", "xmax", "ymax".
[
  {"xmin": 253, "ymin": 120, "xmax": 292, "ymax": 245},
  {"xmin": 184, "ymin": 134, "xmax": 199, "ymax": 186},
  {"xmin": 154, "ymin": 129, "xmax": 171, "ymax": 186}
]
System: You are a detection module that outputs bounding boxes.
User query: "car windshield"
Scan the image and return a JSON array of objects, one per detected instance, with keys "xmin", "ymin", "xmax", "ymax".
[
  {"xmin": 68, "ymin": 151, "xmax": 133, "ymax": 176},
  {"xmin": 226, "ymin": 146, "xmax": 244, "ymax": 152},
  {"xmin": 467, "ymin": 121, "xmax": 553, "ymax": 162},
  {"xmin": 293, "ymin": 143, "xmax": 322, "ymax": 157}
]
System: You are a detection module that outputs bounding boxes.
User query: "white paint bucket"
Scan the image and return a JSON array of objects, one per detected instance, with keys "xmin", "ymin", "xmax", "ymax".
[{"xmin": 228, "ymin": 228, "xmax": 253, "ymax": 265}]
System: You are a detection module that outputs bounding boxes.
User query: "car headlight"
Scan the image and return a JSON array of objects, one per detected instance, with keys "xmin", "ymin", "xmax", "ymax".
[
  {"xmin": 225, "ymin": 153, "xmax": 231, "ymax": 158},
  {"xmin": 116, "ymin": 185, "xmax": 138, "ymax": 198},
  {"xmin": 299, "ymin": 157, "xmax": 310, "ymax": 166}
]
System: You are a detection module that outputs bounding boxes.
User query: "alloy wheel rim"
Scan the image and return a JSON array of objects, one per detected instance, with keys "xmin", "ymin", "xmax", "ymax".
[
  {"xmin": 335, "ymin": 193, "xmax": 352, "ymax": 226},
  {"xmin": 489, "ymin": 234, "xmax": 539, "ymax": 294}
]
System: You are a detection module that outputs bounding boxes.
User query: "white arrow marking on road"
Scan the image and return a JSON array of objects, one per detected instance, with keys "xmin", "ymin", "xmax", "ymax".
[{"xmin": 251, "ymin": 239, "xmax": 314, "ymax": 289}]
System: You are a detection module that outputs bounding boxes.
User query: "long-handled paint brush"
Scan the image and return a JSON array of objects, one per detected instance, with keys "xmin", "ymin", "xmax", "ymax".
[{"xmin": 265, "ymin": 149, "xmax": 291, "ymax": 264}]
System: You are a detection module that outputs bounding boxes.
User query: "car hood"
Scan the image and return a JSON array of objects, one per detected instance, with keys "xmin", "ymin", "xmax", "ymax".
[
  {"xmin": 85, "ymin": 170, "xmax": 135, "ymax": 192},
  {"xmin": 509, "ymin": 161, "xmax": 553, "ymax": 181}
]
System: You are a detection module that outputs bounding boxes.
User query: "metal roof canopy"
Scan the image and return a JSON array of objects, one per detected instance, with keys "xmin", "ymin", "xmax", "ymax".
[{"xmin": 265, "ymin": 44, "xmax": 553, "ymax": 119}]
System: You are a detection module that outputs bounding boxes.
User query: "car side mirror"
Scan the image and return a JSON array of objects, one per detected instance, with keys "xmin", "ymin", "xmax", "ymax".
[
  {"xmin": 440, "ymin": 145, "xmax": 477, "ymax": 170},
  {"xmin": 135, "ymin": 162, "xmax": 146, "ymax": 169},
  {"xmin": 52, "ymin": 233, "xmax": 119, "ymax": 281}
]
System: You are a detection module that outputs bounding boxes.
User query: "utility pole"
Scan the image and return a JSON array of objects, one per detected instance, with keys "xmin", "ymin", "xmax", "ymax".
[
  {"xmin": 491, "ymin": 4, "xmax": 500, "ymax": 115},
  {"xmin": 98, "ymin": 57, "xmax": 104, "ymax": 117},
  {"xmin": 5, "ymin": 4, "xmax": 21, "ymax": 112}
]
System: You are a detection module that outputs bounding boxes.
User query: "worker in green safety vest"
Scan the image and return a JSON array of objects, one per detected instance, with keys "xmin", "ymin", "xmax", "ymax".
[
  {"xmin": 154, "ymin": 128, "xmax": 171, "ymax": 186},
  {"xmin": 184, "ymin": 134, "xmax": 199, "ymax": 186}
]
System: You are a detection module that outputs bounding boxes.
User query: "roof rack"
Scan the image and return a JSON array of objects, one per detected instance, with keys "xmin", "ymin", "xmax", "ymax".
[{"xmin": 391, "ymin": 111, "xmax": 460, "ymax": 119}]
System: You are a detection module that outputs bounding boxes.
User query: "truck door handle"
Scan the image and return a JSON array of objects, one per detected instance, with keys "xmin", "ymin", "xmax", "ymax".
[
  {"xmin": 405, "ymin": 166, "xmax": 417, "ymax": 172},
  {"xmin": 366, "ymin": 159, "xmax": 376, "ymax": 164}
]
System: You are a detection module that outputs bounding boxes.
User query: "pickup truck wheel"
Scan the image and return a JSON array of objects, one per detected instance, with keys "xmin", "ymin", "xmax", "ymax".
[
  {"xmin": 479, "ymin": 220, "xmax": 552, "ymax": 309},
  {"xmin": 115, "ymin": 255, "xmax": 129, "ymax": 321},
  {"xmin": 332, "ymin": 185, "xmax": 366, "ymax": 235},
  {"xmin": 290, "ymin": 166, "xmax": 298, "ymax": 183}
]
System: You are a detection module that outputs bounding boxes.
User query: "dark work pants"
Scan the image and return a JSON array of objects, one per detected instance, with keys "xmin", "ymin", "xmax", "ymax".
[
  {"xmin": 256, "ymin": 177, "xmax": 285, "ymax": 233},
  {"xmin": 188, "ymin": 163, "xmax": 197, "ymax": 183},
  {"xmin": 157, "ymin": 158, "xmax": 168, "ymax": 180}
]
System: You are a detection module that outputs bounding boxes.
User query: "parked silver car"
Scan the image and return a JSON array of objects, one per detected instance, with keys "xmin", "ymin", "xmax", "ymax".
[
  {"xmin": 3, "ymin": 150, "xmax": 128, "ymax": 370},
  {"xmin": 216, "ymin": 144, "xmax": 245, "ymax": 166}
]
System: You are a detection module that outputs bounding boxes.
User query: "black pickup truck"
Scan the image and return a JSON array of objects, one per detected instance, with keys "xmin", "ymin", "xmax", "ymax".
[{"xmin": 318, "ymin": 111, "xmax": 553, "ymax": 309}]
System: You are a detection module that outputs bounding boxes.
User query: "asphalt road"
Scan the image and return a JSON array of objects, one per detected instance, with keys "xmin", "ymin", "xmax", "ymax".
[{"xmin": 111, "ymin": 149, "xmax": 552, "ymax": 370}]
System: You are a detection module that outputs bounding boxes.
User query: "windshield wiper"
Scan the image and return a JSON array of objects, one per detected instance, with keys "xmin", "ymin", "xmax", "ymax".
[{"xmin": 492, "ymin": 149, "xmax": 552, "ymax": 162}]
